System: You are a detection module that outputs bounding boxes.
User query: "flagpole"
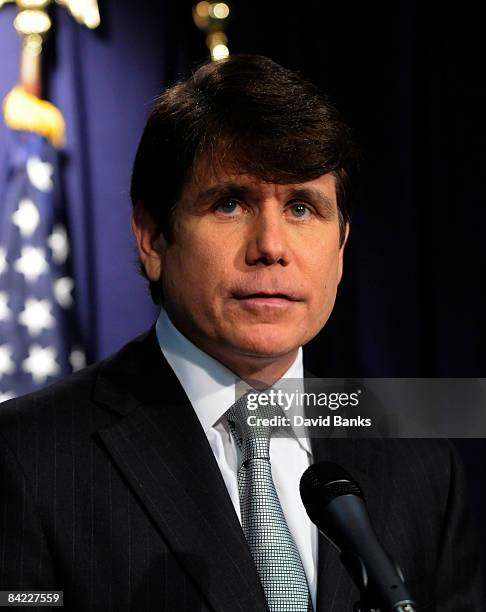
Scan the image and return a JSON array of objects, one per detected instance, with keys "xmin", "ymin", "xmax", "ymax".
[
  {"xmin": 3, "ymin": 4, "xmax": 60, "ymax": 146},
  {"xmin": 1, "ymin": 1, "xmax": 100, "ymax": 139},
  {"xmin": 19, "ymin": 34, "xmax": 43, "ymax": 98}
]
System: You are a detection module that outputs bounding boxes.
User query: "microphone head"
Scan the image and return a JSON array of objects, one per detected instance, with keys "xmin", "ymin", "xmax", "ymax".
[
  {"xmin": 300, "ymin": 461, "xmax": 364, "ymax": 520},
  {"xmin": 300, "ymin": 463, "xmax": 416, "ymax": 609}
]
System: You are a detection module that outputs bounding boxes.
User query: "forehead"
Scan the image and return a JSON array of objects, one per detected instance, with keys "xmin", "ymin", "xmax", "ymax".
[{"xmin": 181, "ymin": 159, "xmax": 337, "ymax": 209}]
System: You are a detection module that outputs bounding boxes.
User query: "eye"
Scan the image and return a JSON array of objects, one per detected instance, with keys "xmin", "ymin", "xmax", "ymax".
[
  {"xmin": 288, "ymin": 202, "xmax": 312, "ymax": 219},
  {"xmin": 214, "ymin": 199, "xmax": 243, "ymax": 216}
]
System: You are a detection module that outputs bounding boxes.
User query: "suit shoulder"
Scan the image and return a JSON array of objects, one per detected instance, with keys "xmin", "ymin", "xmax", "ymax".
[
  {"xmin": 0, "ymin": 361, "xmax": 101, "ymax": 419},
  {"xmin": 0, "ymin": 328, "xmax": 157, "ymax": 446},
  {"xmin": 0, "ymin": 361, "xmax": 106, "ymax": 449}
]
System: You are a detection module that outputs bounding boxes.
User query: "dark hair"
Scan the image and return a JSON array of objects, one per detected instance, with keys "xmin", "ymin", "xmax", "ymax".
[{"xmin": 130, "ymin": 54, "xmax": 358, "ymax": 303}]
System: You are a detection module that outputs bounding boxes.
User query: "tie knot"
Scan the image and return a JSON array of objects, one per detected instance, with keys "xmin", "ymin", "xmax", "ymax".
[{"xmin": 226, "ymin": 392, "xmax": 283, "ymax": 462}]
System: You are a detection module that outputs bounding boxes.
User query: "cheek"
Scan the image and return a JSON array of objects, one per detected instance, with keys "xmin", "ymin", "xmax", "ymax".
[
  {"xmin": 305, "ymin": 248, "xmax": 342, "ymax": 314},
  {"xmin": 162, "ymin": 234, "xmax": 231, "ymax": 306}
]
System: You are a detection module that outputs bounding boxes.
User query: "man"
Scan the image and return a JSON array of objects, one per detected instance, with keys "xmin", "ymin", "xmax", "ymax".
[{"xmin": 0, "ymin": 55, "xmax": 483, "ymax": 611}]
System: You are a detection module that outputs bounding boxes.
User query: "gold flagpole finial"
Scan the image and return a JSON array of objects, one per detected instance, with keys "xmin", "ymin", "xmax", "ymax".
[{"xmin": 0, "ymin": 0, "xmax": 100, "ymax": 36}]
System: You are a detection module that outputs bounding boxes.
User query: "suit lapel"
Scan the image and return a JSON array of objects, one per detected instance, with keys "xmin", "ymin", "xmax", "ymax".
[{"xmin": 93, "ymin": 328, "xmax": 269, "ymax": 612}]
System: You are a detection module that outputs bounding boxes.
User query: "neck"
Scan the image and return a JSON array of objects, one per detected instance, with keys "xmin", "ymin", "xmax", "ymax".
[{"xmin": 203, "ymin": 345, "xmax": 299, "ymax": 388}]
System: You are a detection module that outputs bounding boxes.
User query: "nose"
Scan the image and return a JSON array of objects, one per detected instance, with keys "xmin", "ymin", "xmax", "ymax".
[{"xmin": 245, "ymin": 207, "xmax": 290, "ymax": 267}]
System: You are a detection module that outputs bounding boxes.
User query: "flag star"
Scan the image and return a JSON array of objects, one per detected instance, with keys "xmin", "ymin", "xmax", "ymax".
[
  {"xmin": 0, "ymin": 247, "xmax": 7, "ymax": 275},
  {"xmin": 0, "ymin": 344, "xmax": 16, "ymax": 379},
  {"xmin": 47, "ymin": 224, "xmax": 69, "ymax": 265},
  {"xmin": 54, "ymin": 276, "xmax": 74, "ymax": 308},
  {"xmin": 22, "ymin": 344, "xmax": 60, "ymax": 384},
  {"xmin": 18, "ymin": 298, "xmax": 56, "ymax": 336},
  {"xmin": 26, "ymin": 156, "xmax": 53, "ymax": 192},
  {"xmin": 0, "ymin": 390, "xmax": 16, "ymax": 403},
  {"xmin": 11, "ymin": 198, "xmax": 41, "ymax": 238},
  {"xmin": 0, "ymin": 292, "xmax": 11, "ymax": 322},
  {"xmin": 14, "ymin": 246, "xmax": 48, "ymax": 282},
  {"xmin": 69, "ymin": 348, "xmax": 86, "ymax": 371}
]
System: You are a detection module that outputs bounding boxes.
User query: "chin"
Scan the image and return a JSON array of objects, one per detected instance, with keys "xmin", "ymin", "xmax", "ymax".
[{"xmin": 227, "ymin": 325, "xmax": 302, "ymax": 359}]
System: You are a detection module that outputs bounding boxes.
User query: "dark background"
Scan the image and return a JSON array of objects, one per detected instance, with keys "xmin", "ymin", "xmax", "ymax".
[{"xmin": 1, "ymin": 0, "xmax": 485, "ymax": 553}]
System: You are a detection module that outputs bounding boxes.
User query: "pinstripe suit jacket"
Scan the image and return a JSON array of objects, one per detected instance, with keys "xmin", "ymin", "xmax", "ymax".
[{"xmin": 0, "ymin": 328, "xmax": 484, "ymax": 611}]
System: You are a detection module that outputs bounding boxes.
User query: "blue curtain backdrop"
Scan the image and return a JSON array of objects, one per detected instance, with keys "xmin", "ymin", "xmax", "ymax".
[{"xmin": 1, "ymin": 0, "xmax": 485, "ymax": 548}]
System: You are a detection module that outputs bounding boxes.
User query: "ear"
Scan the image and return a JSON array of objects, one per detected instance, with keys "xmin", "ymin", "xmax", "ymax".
[
  {"xmin": 337, "ymin": 222, "xmax": 350, "ymax": 284},
  {"xmin": 131, "ymin": 202, "xmax": 166, "ymax": 281}
]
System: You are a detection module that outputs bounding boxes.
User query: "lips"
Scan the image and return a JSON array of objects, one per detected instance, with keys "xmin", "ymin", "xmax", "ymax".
[{"xmin": 232, "ymin": 291, "xmax": 302, "ymax": 302}]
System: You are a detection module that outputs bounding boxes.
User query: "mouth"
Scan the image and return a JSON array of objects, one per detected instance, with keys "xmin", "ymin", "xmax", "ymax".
[
  {"xmin": 232, "ymin": 292, "xmax": 303, "ymax": 308},
  {"xmin": 233, "ymin": 291, "xmax": 301, "ymax": 300}
]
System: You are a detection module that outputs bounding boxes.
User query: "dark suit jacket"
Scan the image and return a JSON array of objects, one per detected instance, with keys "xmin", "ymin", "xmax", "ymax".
[{"xmin": 0, "ymin": 328, "xmax": 484, "ymax": 611}]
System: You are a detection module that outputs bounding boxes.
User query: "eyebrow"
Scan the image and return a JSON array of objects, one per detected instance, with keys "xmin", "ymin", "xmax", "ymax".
[
  {"xmin": 286, "ymin": 187, "xmax": 336, "ymax": 217},
  {"xmin": 192, "ymin": 182, "xmax": 337, "ymax": 216},
  {"xmin": 192, "ymin": 183, "xmax": 253, "ymax": 207}
]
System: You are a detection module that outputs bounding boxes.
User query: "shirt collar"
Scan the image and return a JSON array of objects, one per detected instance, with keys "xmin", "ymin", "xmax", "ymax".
[{"xmin": 155, "ymin": 306, "xmax": 310, "ymax": 454}]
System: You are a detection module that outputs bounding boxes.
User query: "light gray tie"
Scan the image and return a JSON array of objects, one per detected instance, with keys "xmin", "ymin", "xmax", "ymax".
[{"xmin": 226, "ymin": 394, "xmax": 313, "ymax": 612}]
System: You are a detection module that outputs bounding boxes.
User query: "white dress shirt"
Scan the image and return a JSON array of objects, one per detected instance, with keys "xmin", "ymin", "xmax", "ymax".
[{"xmin": 156, "ymin": 307, "xmax": 318, "ymax": 607}]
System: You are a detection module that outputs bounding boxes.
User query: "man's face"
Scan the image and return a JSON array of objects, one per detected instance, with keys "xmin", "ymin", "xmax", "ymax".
[{"xmin": 135, "ymin": 163, "xmax": 348, "ymax": 372}]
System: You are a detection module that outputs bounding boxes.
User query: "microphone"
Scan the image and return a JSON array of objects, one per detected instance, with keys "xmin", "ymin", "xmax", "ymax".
[{"xmin": 300, "ymin": 461, "xmax": 417, "ymax": 612}]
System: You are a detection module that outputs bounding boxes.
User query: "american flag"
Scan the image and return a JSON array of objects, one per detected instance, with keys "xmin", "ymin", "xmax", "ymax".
[{"xmin": 0, "ymin": 128, "xmax": 85, "ymax": 401}]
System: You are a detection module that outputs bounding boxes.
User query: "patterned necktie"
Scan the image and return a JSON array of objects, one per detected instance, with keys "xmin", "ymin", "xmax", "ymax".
[{"xmin": 226, "ymin": 394, "xmax": 313, "ymax": 612}]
